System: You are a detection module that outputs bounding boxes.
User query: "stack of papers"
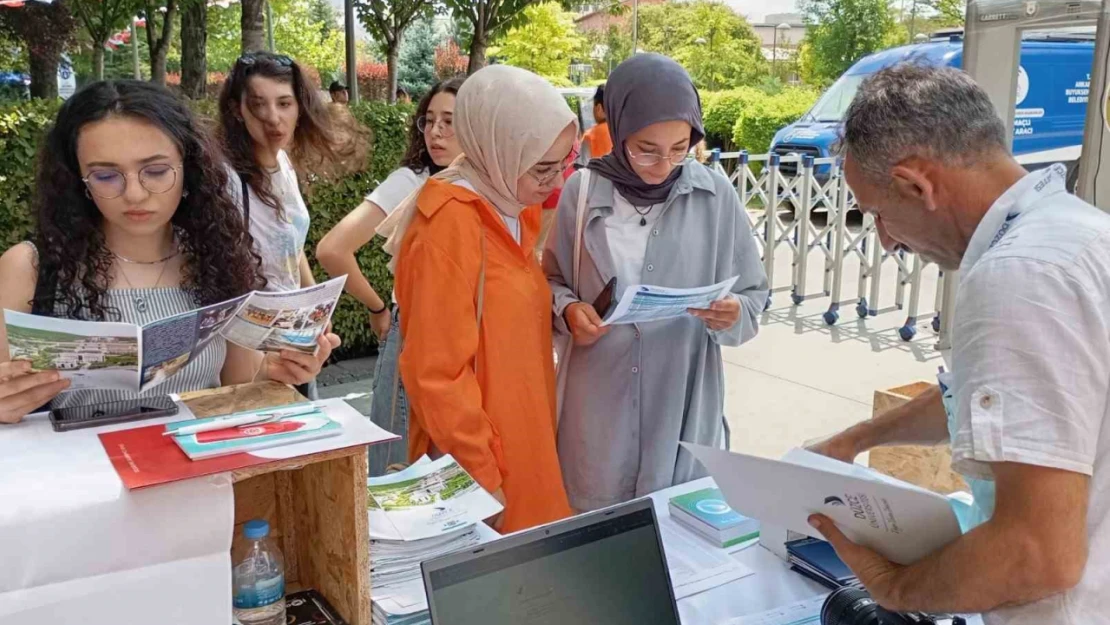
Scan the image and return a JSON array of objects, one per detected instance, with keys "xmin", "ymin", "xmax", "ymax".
[{"xmin": 367, "ymin": 456, "xmax": 503, "ymax": 625}]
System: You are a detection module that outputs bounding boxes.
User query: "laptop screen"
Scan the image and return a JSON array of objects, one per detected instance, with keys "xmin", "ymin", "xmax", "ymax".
[{"xmin": 424, "ymin": 503, "xmax": 680, "ymax": 625}]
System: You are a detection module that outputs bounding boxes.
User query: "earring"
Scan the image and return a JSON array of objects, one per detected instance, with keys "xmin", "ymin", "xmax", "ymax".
[
  {"xmin": 85, "ymin": 188, "xmax": 92, "ymax": 199},
  {"xmin": 182, "ymin": 190, "xmax": 190, "ymax": 198}
]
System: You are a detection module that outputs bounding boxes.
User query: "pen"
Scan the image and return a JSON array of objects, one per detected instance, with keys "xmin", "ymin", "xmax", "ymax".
[{"xmin": 163, "ymin": 408, "xmax": 318, "ymax": 437}]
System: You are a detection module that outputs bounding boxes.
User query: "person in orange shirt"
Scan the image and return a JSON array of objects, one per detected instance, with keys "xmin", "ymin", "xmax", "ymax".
[
  {"xmin": 579, "ymin": 85, "xmax": 614, "ymax": 164},
  {"xmin": 377, "ymin": 65, "xmax": 578, "ymax": 533}
]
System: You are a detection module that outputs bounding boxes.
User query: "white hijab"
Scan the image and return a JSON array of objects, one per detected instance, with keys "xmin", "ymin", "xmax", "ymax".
[{"xmin": 377, "ymin": 65, "xmax": 577, "ymax": 266}]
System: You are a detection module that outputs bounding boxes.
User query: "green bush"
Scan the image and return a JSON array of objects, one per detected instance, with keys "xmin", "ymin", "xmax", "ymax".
[
  {"xmin": 732, "ymin": 88, "xmax": 820, "ymax": 156},
  {"xmin": 0, "ymin": 97, "xmax": 414, "ymax": 360},
  {"xmin": 701, "ymin": 87, "xmax": 763, "ymax": 150},
  {"xmin": 0, "ymin": 99, "xmax": 59, "ymax": 252}
]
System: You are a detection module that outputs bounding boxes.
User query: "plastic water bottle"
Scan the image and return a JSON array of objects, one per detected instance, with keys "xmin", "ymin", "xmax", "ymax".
[{"xmin": 232, "ymin": 519, "xmax": 286, "ymax": 625}]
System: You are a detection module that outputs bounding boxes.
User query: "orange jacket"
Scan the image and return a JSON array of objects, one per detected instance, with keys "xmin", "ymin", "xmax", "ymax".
[
  {"xmin": 582, "ymin": 121, "xmax": 614, "ymax": 160},
  {"xmin": 394, "ymin": 179, "xmax": 571, "ymax": 532}
]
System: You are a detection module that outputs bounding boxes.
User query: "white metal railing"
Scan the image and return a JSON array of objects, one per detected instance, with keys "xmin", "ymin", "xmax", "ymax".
[{"xmin": 710, "ymin": 149, "xmax": 945, "ymax": 343}]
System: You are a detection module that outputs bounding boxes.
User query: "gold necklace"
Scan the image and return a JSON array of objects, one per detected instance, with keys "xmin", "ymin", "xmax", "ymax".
[{"xmin": 115, "ymin": 256, "xmax": 172, "ymax": 314}]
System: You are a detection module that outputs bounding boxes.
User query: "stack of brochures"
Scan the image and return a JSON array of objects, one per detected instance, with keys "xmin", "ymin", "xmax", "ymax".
[
  {"xmin": 785, "ymin": 536, "xmax": 860, "ymax": 590},
  {"xmin": 367, "ymin": 456, "xmax": 503, "ymax": 625},
  {"xmin": 668, "ymin": 487, "xmax": 761, "ymax": 549},
  {"xmin": 165, "ymin": 404, "xmax": 342, "ymax": 460}
]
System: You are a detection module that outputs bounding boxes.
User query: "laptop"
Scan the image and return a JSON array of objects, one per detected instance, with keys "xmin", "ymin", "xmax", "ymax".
[{"xmin": 421, "ymin": 498, "xmax": 681, "ymax": 625}]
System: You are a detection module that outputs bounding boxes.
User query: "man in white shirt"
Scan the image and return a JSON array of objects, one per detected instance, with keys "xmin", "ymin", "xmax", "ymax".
[{"xmin": 808, "ymin": 63, "xmax": 1110, "ymax": 624}]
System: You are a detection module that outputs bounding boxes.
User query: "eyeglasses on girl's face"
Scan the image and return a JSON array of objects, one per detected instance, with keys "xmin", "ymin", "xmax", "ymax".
[
  {"xmin": 526, "ymin": 145, "xmax": 580, "ymax": 186},
  {"xmin": 416, "ymin": 115, "xmax": 454, "ymax": 138},
  {"xmin": 626, "ymin": 147, "xmax": 691, "ymax": 167},
  {"xmin": 82, "ymin": 164, "xmax": 182, "ymax": 199}
]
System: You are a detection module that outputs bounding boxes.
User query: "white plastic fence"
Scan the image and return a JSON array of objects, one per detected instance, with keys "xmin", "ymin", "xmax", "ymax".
[{"xmin": 709, "ymin": 149, "xmax": 947, "ymax": 343}]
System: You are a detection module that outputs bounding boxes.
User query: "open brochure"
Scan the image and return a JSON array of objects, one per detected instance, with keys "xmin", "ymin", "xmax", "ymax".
[
  {"xmin": 603, "ymin": 276, "xmax": 739, "ymax": 326},
  {"xmin": 683, "ymin": 444, "xmax": 962, "ymax": 565},
  {"xmin": 367, "ymin": 455, "xmax": 504, "ymax": 542},
  {"xmin": 2, "ymin": 276, "xmax": 346, "ymax": 393}
]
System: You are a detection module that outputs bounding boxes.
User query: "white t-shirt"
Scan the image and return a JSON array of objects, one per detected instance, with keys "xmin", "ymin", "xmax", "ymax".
[
  {"xmin": 949, "ymin": 164, "xmax": 1110, "ymax": 624},
  {"xmin": 606, "ymin": 190, "xmax": 662, "ymax": 291},
  {"xmin": 232, "ymin": 151, "xmax": 310, "ymax": 292},
  {"xmin": 367, "ymin": 167, "xmax": 429, "ymax": 216}
]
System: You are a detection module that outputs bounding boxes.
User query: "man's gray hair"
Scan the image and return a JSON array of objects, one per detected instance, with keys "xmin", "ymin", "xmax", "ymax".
[{"xmin": 842, "ymin": 63, "xmax": 1008, "ymax": 181}]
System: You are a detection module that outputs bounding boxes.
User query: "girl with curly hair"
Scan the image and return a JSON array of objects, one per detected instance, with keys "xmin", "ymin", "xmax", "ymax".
[
  {"xmin": 218, "ymin": 51, "xmax": 362, "ymax": 293},
  {"xmin": 317, "ymin": 76, "xmax": 464, "ymax": 475},
  {"xmin": 0, "ymin": 80, "xmax": 340, "ymax": 424}
]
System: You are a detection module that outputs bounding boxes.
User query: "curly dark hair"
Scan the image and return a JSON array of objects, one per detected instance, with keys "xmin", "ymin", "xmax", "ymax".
[
  {"xmin": 218, "ymin": 52, "xmax": 366, "ymax": 213},
  {"xmin": 31, "ymin": 80, "xmax": 264, "ymax": 321},
  {"xmin": 398, "ymin": 76, "xmax": 465, "ymax": 175}
]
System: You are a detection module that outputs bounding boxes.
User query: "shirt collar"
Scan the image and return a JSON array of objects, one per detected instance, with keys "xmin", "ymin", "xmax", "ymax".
[
  {"xmin": 587, "ymin": 162, "xmax": 717, "ymax": 211},
  {"xmin": 959, "ymin": 163, "xmax": 1066, "ymax": 273}
]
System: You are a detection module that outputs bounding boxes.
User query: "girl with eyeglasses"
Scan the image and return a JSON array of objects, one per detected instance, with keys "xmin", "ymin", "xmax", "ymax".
[
  {"xmin": 317, "ymin": 76, "xmax": 465, "ymax": 476},
  {"xmin": 543, "ymin": 54, "xmax": 769, "ymax": 512},
  {"xmin": 0, "ymin": 81, "xmax": 339, "ymax": 424},
  {"xmin": 377, "ymin": 66, "xmax": 577, "ymax": 531}
]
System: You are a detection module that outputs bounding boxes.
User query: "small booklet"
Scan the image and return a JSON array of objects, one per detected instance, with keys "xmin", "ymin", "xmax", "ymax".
[
  {"xmin": 669, "ymin": 487, "xmax": 761, "ymax": 548},
  {"xmin": 165, "ymin": 403, "xmax": 342, "ymax": 460},
  {"xmin": 602, "ymin": 276, "xmax": 739, "ymax": 325},
  {"xmin": 3, "ymin": 276, "xmax": 346, "ymax": 393}
]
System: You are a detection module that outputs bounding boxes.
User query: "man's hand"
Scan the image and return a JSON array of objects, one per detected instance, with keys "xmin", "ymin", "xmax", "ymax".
[
  {"xmin": 565, "ymin": 302, "xmax": 610, "ymax": 346},
  {"xmin": 807, "ymin": 430, "xmax": 862, "ymax": 464},
  {"xmin": 808, "ymin": 514, "xmax": 907, "ymax": 611},
  {"xmin": 689, "ymin": 296, "xmax": 741, "ymax": 331}
]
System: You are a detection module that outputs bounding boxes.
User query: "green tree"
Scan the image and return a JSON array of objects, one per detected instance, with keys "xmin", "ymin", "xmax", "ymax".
[
  {"xmin": 398, "ymin": 18, "xmax": 439, "ymax": 98},
  {"xmin": 70, "ymin": 0, "xmax": 142, "ymax": 80},
  {"xmin": 444, "ymin": 0, "xmax": 536, "ymax": 74},
  {"xmin": 586, "ymin": 22, "xmax": 632, "ymax": 78},
  {"xmin": 0, "ymin": 0, "xmax": 78, "ymax": 98},
  {"xmin": 180, "ymin": 0, "xmax": 207, "ymax": 97},
  {"xmin": 142, "ymin": 0, "xmax": 178, "ymax": 85},
  {"xmin": 356, "ymin": 0, "xmax": 434, "ymax": 102},
  {"xmin": 272, "ymin": 0, "xmax": 344, "ymax": 78},
  {"xmin": 489, "ymin": 2, "xmax": 584, "ymax": 79},
  {"xmin": 206, "ymin": 1, "xmax": 241, "ymax": 72},
  {"xmin": 636, "ymin": 0, "xmax": 766, "ymax": 91},
  {"xmin": 800, "ymin": 0, "xmax": 899, "ymax": 87}
]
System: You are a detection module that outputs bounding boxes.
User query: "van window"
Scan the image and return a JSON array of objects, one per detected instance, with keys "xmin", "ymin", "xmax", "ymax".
[{"xmin": 808, "ymin": 74, "xmax": 868, "ymax": 122}]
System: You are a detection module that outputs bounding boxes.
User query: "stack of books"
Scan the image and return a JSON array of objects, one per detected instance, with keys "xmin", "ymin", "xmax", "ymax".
[
  {"xmin": 668, "ymin": 487, "xmax": 761, "ymax": 549},
  {"xmin": 785, "ymin": 537, "xmax": 860, "ymax": 590},
  {"xmin": 367, "ymin": 456, "xmax": 503, "ymax": 625}
]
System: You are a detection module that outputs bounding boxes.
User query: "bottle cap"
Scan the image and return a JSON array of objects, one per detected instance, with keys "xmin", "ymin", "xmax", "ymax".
[{"xmin": 243, "ymin": 519, "xmax": 270, "ymax": 540}]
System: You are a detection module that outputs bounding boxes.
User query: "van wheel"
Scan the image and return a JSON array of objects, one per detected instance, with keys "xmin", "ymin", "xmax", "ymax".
[{"xmin": 1066, "ymin": 160, "xmax": 1080, "ymax": 193}]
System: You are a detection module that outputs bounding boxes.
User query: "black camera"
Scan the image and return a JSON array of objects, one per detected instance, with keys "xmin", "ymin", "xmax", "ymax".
[{"xmin": 820, "ymin": 587, "xmax": 967, "ymax": 625}]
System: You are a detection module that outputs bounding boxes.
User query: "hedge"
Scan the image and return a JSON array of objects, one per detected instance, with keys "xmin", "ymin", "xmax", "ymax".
[
  {"xmin": 701, "ymin": 87, "xmax": 763, "ymax": 150},
  {"xmin": 0, "ymin": 97, "xmax": 414, "ymax": 359},
  {"xmin": 731, "ymin": 88, "xmax": 820, "ymax": 156}
]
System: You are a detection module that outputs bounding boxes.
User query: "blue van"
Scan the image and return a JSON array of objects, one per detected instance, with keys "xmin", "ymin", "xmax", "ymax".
[{"xmin": 770, "ymin": 30, "xmax": 1094, "ymax": 186}]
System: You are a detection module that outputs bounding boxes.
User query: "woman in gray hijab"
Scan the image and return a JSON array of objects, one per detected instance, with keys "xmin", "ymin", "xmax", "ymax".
[{"xmin": 544, "ymin": 54, "xmax": 769, "ymax": 511}]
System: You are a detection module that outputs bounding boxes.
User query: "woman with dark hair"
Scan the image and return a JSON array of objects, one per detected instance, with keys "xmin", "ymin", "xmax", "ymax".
[
  {"xmin": 0, "ymin": 80, "xmax": 339, "ymax": 424},
  {"xmin": 218, "ymin": 51, "xmax": 359, "ymax": 293},
  {"xmin": 317, "ymin": 76, "xmax": 464, "ymax": 475}
]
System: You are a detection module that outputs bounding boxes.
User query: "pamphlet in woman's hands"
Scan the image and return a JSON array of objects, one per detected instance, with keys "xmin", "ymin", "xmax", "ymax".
[
  {"xmin": 601, "ymin": 276, "xmax": 739, "ymax": 326},
  {"xmin": 2, "ymin": 275, "xmax": 347, "ymax": 392}
]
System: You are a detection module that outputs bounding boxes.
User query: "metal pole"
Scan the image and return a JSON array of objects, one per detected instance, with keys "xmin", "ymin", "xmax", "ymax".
[
  {"xmin": 772, "ymin": 29, "xmax": 778, "ymax": 77},
  {"xmin": 131, "ymin": 18, "xmax": 141, "ymax": 79},
  {"xmin": 345, "ymin": 0, "xmax": 359, "ymax": 104},
  {"xmin": 266, "ymin": 1, "xmax": 276, "ymax": 52},
  {"xmin": 631, "ymin": 0, "xmax": 639, "ymax": 55}
]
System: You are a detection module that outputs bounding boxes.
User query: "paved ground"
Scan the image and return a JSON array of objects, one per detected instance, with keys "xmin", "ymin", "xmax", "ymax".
[{"xmin": 319, "ymin": 234, "xmax": 945, "ymax": 461}]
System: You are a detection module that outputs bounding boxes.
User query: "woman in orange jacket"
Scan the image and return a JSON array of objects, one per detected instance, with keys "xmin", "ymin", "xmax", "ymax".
[{"xmin": 378, "ymin": 65, "xmax": 578, "ymax": 532}]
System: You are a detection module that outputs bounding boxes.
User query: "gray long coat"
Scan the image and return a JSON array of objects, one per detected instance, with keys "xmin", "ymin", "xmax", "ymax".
[{"xmin": 544, "ymin": 163, "xmax": 769, "ymax": 511}]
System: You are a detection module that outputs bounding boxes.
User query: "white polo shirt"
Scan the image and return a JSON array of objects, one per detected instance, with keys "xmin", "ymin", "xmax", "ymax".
[{"xmin": 949, "ymin": 164, "xmax": 1110, "ymax": 624}]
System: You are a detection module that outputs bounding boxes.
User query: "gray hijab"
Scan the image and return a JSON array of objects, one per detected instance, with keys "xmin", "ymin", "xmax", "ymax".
[{"xmin": 588, "ymin": 53, "xmax": 705, "ymax": 207}]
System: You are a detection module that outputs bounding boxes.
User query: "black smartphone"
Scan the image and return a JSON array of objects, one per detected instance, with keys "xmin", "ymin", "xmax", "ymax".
[
  {"xmin": 592, "ymin": 277, "xmax": 618, "ymax": 320},
  {"xmin": 49, "ymin": 395, "xmax": 179, "ymax": 432}
]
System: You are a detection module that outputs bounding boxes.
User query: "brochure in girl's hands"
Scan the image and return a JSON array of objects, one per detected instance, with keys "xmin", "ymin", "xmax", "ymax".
[
  {"xmin": 1, "ymin": 276, "xmax": 346, "ymax": 392},
  {"xmin": 166, "ymin": 403, "xmax": 342, "ymax": 460}
]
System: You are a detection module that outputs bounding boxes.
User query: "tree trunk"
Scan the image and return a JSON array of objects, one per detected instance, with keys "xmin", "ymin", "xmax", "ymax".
[
  {"xmin": 181, "ymin": 0, "xmax": 208, "ymax": 98},
  {"xmin": 241, "ymin": 0, "xmax": 267, "ymax": 53},
  {"xmin": 28, "ymin": 50, "xmax": 59, "ymax": 99},
  {"xmin": 145, "ymin": 0, "xmax": 178, "ymax": 85},
  {"xmin": 93, "ymin": 44, "xmax": 106, "ymax": 81},
  {"xmin": 386, "ymin": 42, "xmax": 399, "ymax": 103},
  {"xmin": 467, "ymin": 31, "xmax": 487, "ymax": 75}
]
